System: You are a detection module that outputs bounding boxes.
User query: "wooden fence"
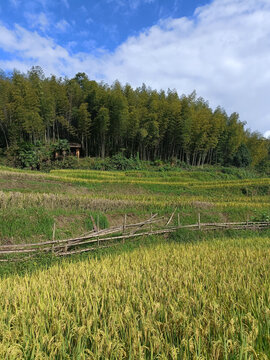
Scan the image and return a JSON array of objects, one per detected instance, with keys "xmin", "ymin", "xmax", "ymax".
[{"xmin": 0, "ymin": 212, "xmax": 269, "ymax": 262}]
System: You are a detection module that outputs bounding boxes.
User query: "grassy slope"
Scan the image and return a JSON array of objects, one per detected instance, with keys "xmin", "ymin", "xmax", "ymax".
[
  {"xmin": 0, "ymin": 166, "xmax": 269, "ymax": 245},
  {"xmin": 0, "ymin": 166, "xmax": 269, "ymax": 358}
]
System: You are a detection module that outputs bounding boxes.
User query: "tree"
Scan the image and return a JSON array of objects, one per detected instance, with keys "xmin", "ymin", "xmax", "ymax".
[
  {"xmin": 232, "ymin": 144, "xmax": 251, "ymax": 167},
  {"xmin": 96, "ymin": 107, "xmax": 110, "ymax": 158},
  {"xmin": 77, "ymin": 103, "xmax": 91, "ymax": 156},
  {"xmin": 0, "ymin": 67, "xmax": 267, "ymax": 170}
]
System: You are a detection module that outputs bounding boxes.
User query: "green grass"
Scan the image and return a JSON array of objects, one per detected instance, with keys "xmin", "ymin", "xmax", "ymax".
[{"xmin": 0, "ymin": 166, "xmax": 269, "ymax": 247}]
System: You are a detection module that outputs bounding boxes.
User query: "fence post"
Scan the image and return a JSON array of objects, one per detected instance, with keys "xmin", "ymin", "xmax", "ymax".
[
  {"xmin": 97, "ymin": 215, "xmax": 100, "ymax": 232},
  {"xmin": 97, "ymin": 215, "xmax": 100, "ymax": 247},
  {"xmin": 52, "ymin": 222, "xmax": 56, "ymax": 241},
  {"xmin": 52, "ymin": 223, "xmax": 55, "ymax": 253},
  {"xmin": 123, "ymin": 214, "xmax": 127, "ymax": 243},
  {"xmin": 178, "ymin": 213, "xmax": 180, "ymax": 227},
  {"xmin": 198, "ymin": 213, "xmax": 201, "ymax": 230}
]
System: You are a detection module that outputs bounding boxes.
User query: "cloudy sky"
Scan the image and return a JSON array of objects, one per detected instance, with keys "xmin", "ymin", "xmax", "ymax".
[{"xmin": 0, "ymin": 0, "xmax": 269, "ymax": 137}]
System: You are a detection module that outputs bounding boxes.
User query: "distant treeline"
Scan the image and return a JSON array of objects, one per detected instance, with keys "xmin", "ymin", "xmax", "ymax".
[{"xmin": 0, "ymin": 66, "xmax": 269, "ymax": 168}]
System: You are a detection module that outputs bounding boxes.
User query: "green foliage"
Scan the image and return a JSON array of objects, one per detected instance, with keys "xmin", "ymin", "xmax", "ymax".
[
  {"xmin": 104, "ymin": 153, "xmax": 143, "ymax": 170},
  {"xmin": 232, "ymin": 143, "xmax": 252, "ymax": 167},
  {"xmin": 52, "ymin": 139, "xmax": 69, "ymax": 153},
  {"xmin": 0, "ymin": 207, "xmax": 54, "ymax": 241},
  {"xmin": 250, "ymin": 211, "xmax": 270, "ymax": 222},
  {"xmin": 255, "ymin": 158, "xmax": 270, "ymax": 174},
  {"xmin": 0, "ymin": 68, "xmax": 269, "ymax": 169},
  {"xmin": 11, "ymin": 141, "xmax": 51, "ymax": 169},
  {"xmin": 84, "ymin": 210, "xmax": 109, "ymax": 230},
  {"xmin": 18, "ymin": 142, "xmax": 39, "ymax": 169}
]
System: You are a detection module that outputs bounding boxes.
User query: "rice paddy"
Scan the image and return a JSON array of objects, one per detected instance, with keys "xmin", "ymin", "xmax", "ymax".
[
  {"xmin": 0, "ymin": 166, "xmax": 269, "ymax": 359},
  {"xmin": 0, "ymin": 237, "xmax": 270, "ymax": 359}
]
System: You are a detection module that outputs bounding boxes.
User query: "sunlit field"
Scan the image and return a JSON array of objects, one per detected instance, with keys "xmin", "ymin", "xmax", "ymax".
[
  {"xmin": 0, "ymin": 166, "xmax": 269, "ymax": 359},
  {"xmin": 0, "ymin": 166, "xmax": 269, "ymax": 244},
  {"xmin": 0, "ymin": 237, "xmax": 270, "ymax": 359}
]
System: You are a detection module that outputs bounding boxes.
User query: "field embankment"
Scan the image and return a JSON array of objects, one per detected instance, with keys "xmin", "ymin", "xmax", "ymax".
[{"xmin": 0, "ymin": 166, "xmax": 269, "ymax": 246}]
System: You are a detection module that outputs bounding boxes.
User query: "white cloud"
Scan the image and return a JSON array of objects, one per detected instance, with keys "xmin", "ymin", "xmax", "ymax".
[
  {"xmin": 86, "ymin": 17, "xmax": 93, "ymax": 25},
  {"xmin": 0, "ymin": 23, "xmax": 91, "ymax": 76},
  {"xmin": 1, "ymin": 0, "xmax": 270, "ymax": 133},
  {"xmin": 98, "ymin": 0, "xmax": 270, "ymax": 133},
  {"xmin": 264, "ymin": 130, "xmax": 270, "ymax": 139},
  {"xmin": 55, "ymin": 19, "xmax": 70, "ymax": 32},
  {"xmin": 24, "ymin": 12, "xmax": 50, "ymax": 32},
  {"xmin": 107, "ymin": 0, "xmax": 155, "ymax": 10}
]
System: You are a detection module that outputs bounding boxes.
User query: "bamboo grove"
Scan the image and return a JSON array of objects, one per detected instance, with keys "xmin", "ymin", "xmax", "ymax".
[{"xmin": 0, "ymin": 66, "xmax": 269, "ymax": 167}]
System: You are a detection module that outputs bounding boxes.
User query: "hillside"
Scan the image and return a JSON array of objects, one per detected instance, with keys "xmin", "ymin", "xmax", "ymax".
[
  {"xmin": 0, "ymin": 166, "xmax": 269, "ymax": 358},
  {"xmin": 0, "ymin": 166, "xmax": 269, "ymax": 246}
]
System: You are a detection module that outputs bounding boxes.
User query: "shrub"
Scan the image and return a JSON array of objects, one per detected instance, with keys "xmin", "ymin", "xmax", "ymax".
[{"xmin": 232, "ymin": 144, "xmax": 252, "ymax": 168}]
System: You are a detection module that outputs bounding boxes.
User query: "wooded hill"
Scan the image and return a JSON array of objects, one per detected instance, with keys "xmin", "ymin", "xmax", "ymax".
[{"xmin": 0, "ymin": 66, "xmax": 269, "ymax": 168}]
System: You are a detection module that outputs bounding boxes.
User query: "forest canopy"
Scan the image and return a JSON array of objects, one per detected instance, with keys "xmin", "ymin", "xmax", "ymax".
[{"xmin": 0, "ymin": 66, "xmax": 269, "ymax": 169}]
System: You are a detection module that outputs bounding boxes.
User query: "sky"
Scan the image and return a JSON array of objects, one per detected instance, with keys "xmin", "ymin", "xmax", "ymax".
[{"xmin": 0, "ymin": 0, "xmax": 269, "ymax": 137}]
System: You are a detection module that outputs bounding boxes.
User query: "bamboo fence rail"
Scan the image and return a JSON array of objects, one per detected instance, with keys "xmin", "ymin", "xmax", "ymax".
[{"xmin": 0, "ymin": 212, "xmax": 269, "ymax": 261}]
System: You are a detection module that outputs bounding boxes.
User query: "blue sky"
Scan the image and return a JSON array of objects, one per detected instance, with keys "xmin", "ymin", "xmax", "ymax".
[
  {"xmin": 0, "ymin": 0, "xmax": 270, "ymax": 136},
  {"xmin": 2, "ymin": 0, "xmax": 209, "ymax": 53}
]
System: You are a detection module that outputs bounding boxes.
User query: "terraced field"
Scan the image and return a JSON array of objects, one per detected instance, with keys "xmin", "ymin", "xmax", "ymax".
[
  {"xmin": 0, "ymin": 166, "xmax": 269, "ymax": 244},
  {"xmin": 0, "ymin": 166, "xmax": 269, "ymax": 359}
]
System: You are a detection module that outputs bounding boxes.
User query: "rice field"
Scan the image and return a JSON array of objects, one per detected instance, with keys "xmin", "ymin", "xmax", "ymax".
[
  {"xmin": 0, "ymin": 166, "xmax": 269, "ymax": 358},
  {"xmin": 0, "ymin": 237, "xmax": 269, "ymax": 359},
  {"xmin": 0, "ymin": 166, "xmax": 269, "ymax": 244}
]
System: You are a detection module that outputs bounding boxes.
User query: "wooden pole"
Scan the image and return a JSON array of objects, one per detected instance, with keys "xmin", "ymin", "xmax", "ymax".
[
  {"xmin": 52, "ymin": 223, "xmax": 56, "ymax": 241},
  {"xmin": 150, "ymin": 212, "xmax": 153, "ymax": 233},
  {"xmin": 52, "ymin": 223, "xmax": 56, "ymax": 254},
  {"xmin": 123, "ymin": 214, "xmax": 127, "ymax": 233},
  {"xmin": 97, "ymin": 215, "xmax": 100, "ymax": 246},
  {"xmin": 123, "ymin": 214, "xmax": 127, "ymax": 243},
  {"xmin": 198, "ymin": 213, "xmax": 201, "ymax": 230},
  {"xmin": 177, "ymin": 213, "xmax": 180, "ymax": 227},
  {"xmin": 166, "ymin": 208, "xmax": 177, "ymax": 226},
  {"xmin": 90, "ymin": 215, "xmax": 98, "ymax": 232}
]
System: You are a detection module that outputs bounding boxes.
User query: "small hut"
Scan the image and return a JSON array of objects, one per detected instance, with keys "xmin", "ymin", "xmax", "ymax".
[
  {"xmin": 54, "ymin": 142, "xmax": 81, "ymax": 159},
  {"xmin": 69, "ymin": 143, "xmax": 81, "ymax": 158}
]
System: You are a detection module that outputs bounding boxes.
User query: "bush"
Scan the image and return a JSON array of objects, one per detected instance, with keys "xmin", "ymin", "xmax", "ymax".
[
  {"xmin": 8, "ymin": 142, "xmax": 51, "ymax": 170},
  {"xmin": 40, "ymin": 156, "xmax": 79, "ymax": 172},
  {"xmin": 255, "ymin": 159, "xmax": 270, "ymax": 175},
  {"xmin": 232, "ymin": 144, "xmax": 252, "ymax": 168},
  {"xmin": 251, "ymin": 211, "xmax": 270, "ymax": 222}
]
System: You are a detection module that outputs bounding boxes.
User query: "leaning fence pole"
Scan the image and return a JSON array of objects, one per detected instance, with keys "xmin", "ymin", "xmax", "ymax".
[
  {"xmin": 166, "ymin": 208, "xmax": 177, "ymax": 226},
  {"xmin": 198, "ymin": 213, "xmax": 201, "ymax": 230}
]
